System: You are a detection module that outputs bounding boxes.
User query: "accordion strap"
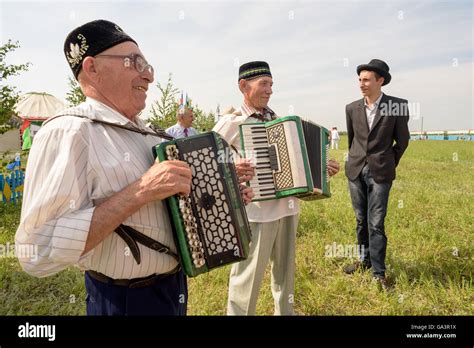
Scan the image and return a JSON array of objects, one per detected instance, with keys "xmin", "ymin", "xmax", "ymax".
[
  {"xmin": 47, "ymin": 113, "xmax": 174, "ymax": 140},
  {"xmin": 115, "ymin": 224, "xmax": 179, "ymax": 265}
]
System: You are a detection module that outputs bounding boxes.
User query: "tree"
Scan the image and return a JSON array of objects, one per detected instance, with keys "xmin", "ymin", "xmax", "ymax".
[
  {"xmin": 147, "ymin": 73, "xmax": 216, "ymax": 132},
  {"xmin": 0, "ymin": 40, "xmax": 31, "ymax": 134},
  {"xmin": 147, "ymin": 73, "xmax": 180, "ymax": 130},
  {"xmin": 65, "ymin": 76, "xmax": 85, "ymax": 106},
  {"xmin": 193, "ymin": 106, "xmax": 216, "ymax": 132}
]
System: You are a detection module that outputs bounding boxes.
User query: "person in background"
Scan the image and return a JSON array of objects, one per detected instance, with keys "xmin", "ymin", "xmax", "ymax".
[
  {"xmin": 166, "ymin": 92, "xmax": 198, "ymax": 138},
  {"xmin": 331, "ymin": 126, "xmax": 340, "ymax": 150}
]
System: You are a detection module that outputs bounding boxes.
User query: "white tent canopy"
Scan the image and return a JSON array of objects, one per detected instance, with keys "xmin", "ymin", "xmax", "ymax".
[{"xmin": 15, "ymin": 92, "xmax": 65, "ymax": 121}]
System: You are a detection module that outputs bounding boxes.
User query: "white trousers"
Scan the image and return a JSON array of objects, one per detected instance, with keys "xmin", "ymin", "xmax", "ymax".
[
  {"xmin": 227, "ymin": 214, "xmax": 298, "ymax": 315},
  {"xmin": 331, "ymin": 139, "xmax": 339, "ymax": 149}
]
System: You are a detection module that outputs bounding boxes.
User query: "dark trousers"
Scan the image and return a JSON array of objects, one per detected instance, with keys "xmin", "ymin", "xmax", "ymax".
[
  {"xmin": 85, "ymin": 270, "xmax": 188, "ymax": 315},
  {"xmin": 348, "ymin": 164, "xmax": 392, "ymax": 277}
]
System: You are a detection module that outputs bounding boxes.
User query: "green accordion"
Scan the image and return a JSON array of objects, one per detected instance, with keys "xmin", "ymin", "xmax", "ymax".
[
  {"xmin": 240, "ymin": 115, "xmax": 331, "ymax": 201},
  {"xmin": 153, "ymin": 132, "xmax": 251, "ymax": 277}
]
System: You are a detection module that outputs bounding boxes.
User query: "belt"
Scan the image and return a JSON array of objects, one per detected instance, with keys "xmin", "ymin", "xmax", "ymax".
[{"xmin": 87, "ymin": 266, "xmax": 180, "ymax": 289}]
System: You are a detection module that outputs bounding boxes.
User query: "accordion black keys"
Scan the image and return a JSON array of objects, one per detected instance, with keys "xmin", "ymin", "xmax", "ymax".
[
  {"xmin": 153, "ymin": 132, "xmax": 252, "ymax": 277},
  {"xmin": 239, "ymin": 115, "xmax": 331, "ymax": 201}
]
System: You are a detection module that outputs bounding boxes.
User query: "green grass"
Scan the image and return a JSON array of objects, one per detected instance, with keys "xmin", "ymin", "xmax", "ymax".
[
  {"xmin": 1, "ymin": 137, "xmax": 473, "ymax": 315},
  {"xmin": 0, "ymin": 204, "xmax": 86, "ymax": 315}
]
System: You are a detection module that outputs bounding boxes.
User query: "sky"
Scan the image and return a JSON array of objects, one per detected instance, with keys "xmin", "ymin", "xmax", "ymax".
[{"xmin": 1, "ymin": 0, "xmax": 473, "ymax": 132}]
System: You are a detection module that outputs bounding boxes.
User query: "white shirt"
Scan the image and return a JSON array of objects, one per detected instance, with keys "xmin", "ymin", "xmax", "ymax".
[
  {"xmin": 15, "ymin": 98, "xmax": 178, "ymax": 279},
  {"xmin": 212, "ymin": 103, "xmax": 300, "ymax": 223},
  {"xmin": 331, "ymin": 129, "xmax": 340, "ymax": 140},
  {"xmin": 364, "ymin": 92, "xmax": 384, "ymax": 130},
  {"xmin": 165, "ymin": 123, "xmax": 198, "ymax": 139}
]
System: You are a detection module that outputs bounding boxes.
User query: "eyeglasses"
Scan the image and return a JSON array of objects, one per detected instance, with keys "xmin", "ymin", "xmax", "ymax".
[{"xmin": 95, "ymin": 53, "xmax": 154, "ymax": 74}]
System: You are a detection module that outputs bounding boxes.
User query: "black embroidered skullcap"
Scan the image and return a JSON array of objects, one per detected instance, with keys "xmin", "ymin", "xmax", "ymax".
[
  {"xmin": 64, "ymin": 19, "xmax": 138, "ymax": 79},
  {"xmin": 238, "ymin": 61, "xmax": 272, "ymax": 81}
]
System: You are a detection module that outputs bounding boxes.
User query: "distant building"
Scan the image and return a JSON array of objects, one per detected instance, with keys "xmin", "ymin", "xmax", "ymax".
[{"xmin": 410, "ymin": 130, "xmax": 473, "ymax": 141}]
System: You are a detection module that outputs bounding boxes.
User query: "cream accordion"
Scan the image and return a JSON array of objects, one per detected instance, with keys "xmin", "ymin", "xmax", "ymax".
[
  {"xmin": 239, "ymin": 115, "xmax": 331, "ymax": 201},
  {"xmin": 153, "ymin": 132, "xmax": 252, "ymax": 277}
]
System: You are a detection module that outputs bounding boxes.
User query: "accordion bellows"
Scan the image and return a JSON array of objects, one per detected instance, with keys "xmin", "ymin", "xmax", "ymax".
[
  {"xmin": 154, "ymin": 132, "xmax": 252, "ymax": 277},
  {"xmin": 240, "ymin": 115, "xmax": 331, "ymax": 201}
]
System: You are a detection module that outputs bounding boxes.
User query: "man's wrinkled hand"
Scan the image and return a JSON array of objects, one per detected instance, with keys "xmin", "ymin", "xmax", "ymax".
[
  {"xmin": 138, "ymin": 160, "xmax": 192, "ymax": 203},
  {"xmin": 240, "ymin": 184, "xmax": 255, "ymax": 205},
  {"xmin": 235, "ymin": 158, "xmax": 255, "ymax": 183},
  {"xmin": 328, "ymin": 159, "xmax": 340, "ymax": 177}
]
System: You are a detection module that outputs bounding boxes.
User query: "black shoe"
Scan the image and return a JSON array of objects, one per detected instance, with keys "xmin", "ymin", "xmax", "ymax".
[{"xmin": 343, "ymin": 261, "xmax": 371, "ymax": 274}]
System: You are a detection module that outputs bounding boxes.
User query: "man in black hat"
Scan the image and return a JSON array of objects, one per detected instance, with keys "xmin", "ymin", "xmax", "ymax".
[
  {"xmin": 344, "ymin": 59, "xmax": 410, "ymax": 289},
  {"xmin": 214, "ymin": 61, "xmax": 340, "ymax": 314},
  {"xmin": 16, "ymin": 19, "xmax": 194, "ymax": 315}
]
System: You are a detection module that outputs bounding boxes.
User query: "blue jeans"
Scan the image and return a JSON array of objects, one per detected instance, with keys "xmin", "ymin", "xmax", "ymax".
[{"xmin": 348, "ymin": 164, "xmax": 392, "ymax": 277}]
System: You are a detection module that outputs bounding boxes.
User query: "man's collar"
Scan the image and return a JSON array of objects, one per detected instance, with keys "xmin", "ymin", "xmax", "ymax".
[
  {"xmin": 174, "ymin": 122, "xmax": 187, "ymax": 131},
  {"xmin": 364, "ymin": 92, "xmax": 384, "ymax": 108},
  {"xmin": 241, "ymin": 101, "xmax": 275, "ymax": 118}
]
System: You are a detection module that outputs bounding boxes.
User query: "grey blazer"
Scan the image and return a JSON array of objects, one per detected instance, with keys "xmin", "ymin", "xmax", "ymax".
[{"xmin": 345, "ymin": 94, "xmax": 410, "ymax": 183}]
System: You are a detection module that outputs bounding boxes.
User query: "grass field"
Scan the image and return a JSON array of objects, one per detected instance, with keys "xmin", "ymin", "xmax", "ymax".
[{"xmin": 0, "ymin": 136, "xmax": 473, "ymax": 315}]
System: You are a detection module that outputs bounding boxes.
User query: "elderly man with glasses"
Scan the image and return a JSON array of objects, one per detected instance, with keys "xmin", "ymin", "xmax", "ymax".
[{"xmin": 15, "ymin": 20, "xmax": 193, "ymax": 315}]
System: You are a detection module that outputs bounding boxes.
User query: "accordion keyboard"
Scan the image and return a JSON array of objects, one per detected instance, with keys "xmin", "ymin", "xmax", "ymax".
[{"xmin": 240, "ymin": 124, "xmax": 277, "ymax": 200}]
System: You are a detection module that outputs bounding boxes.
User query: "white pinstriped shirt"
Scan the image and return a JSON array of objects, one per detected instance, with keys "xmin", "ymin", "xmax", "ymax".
[{"xmin": 15, "ymin": 98, "xmax": 178, "ymax": 279}]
